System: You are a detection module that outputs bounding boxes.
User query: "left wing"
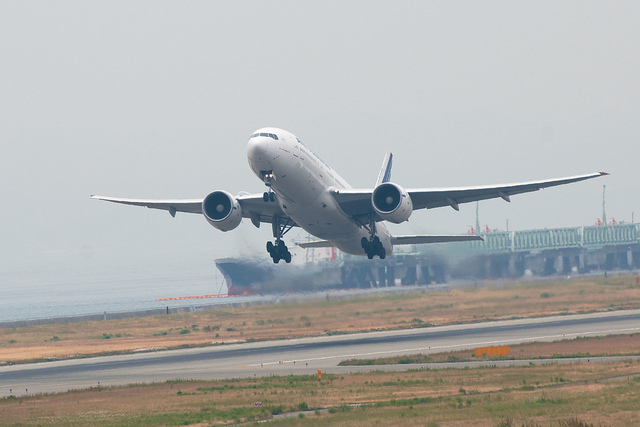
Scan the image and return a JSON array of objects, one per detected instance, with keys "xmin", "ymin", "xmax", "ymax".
[
  {"xmin": 90, "ymin": 194, "xmax": 294, "ymax": 227},
  {"xmin": 391, "ymin": 234, "xmax": 483, "ymax": 245},
  {"xmin": 331, "ymin": 171, "xmax": 608, "ymax": 218},
  {"xmin": 407, "ymin": 172, "xmax": 609, "ymax": 211}
]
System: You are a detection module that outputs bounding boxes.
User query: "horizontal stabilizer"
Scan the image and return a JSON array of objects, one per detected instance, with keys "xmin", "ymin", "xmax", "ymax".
[
  {"xmin": 391, "ymin": 234, "xmax": 484, "ymax": 245},
  {"xmin": 298, "ymin": 240, "xmax": 336, "ymax": 249}
]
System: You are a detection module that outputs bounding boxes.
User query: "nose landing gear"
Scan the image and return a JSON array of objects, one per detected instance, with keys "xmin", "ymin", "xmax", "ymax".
[
  {"xmin": 262, "ymin": 191, "xmax": 276, "ymax": 202},
  {"xmin": 261, "ymin": 171, "xmax": 277, "ymax": 202}
]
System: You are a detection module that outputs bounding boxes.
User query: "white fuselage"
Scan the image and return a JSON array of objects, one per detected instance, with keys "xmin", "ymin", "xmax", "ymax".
[{"xmin": 247, "ymin": 127, "xmax": 392, "ymax": 256}]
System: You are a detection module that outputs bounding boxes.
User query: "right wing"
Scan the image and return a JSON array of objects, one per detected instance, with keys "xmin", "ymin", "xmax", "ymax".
[
  {"xmin": 91, "ymin": 194, "xmax": 294, "ymax": 228},
  {"xmin": 90, "ymin": 195, "xmax": 202, "ymax": 217}
]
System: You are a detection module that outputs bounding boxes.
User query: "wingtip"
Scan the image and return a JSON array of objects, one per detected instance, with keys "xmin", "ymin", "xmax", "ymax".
[{"xmin": 599, "ymin": 171, "xmax": 610, "ymax": 176}]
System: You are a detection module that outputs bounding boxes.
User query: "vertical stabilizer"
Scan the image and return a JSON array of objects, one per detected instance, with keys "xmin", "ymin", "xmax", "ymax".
[{"xmin": 376, "ymin": 152, "xmax": 393, "ymax": 186}]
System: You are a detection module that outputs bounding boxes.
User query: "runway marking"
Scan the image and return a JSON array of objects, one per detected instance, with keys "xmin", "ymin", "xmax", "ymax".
[{"xmin": 250, "ymin": 326, "xmax": 640, "ymax": 367}]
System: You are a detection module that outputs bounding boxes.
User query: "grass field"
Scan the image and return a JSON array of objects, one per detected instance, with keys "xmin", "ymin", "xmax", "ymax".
[
  {"xmin": 1, "ymin": 346, "xmax": 640, "ymax": 425},
  {"xmin": 2, "ymin": 274, "xmax": 640, "ymax": 425}
]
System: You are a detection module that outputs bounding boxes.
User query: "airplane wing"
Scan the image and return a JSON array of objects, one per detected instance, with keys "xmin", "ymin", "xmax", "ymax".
[
  {"xmin": 407, "ymin": 172, "xmax": 609, "ymax": 211},
  {"xmin": 298, "ymin": 234, "xmax": 484, "ymax": 249},
  {"xmin": 331, "ymin": 171, "xmax": 608, "ymax": 218},
  {"xmin": 90, "ymin": 195, "xmax": 202, "ymax": 217},
  {"xmin": 391, "ymin": 235, "xmax": 483, "ymax": 245},
  {"xmin": 90, "ymin": 194, "xmax": 294, "ymax": 228},
  {"xmin": 297, "ymin": 240, "xmax": 336, "ymax": 249}
]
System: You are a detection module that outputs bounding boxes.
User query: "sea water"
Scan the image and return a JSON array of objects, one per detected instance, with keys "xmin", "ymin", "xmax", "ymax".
[{"xmin": 0, "ymin": 258, "xmax": 260, "ymax": 323}]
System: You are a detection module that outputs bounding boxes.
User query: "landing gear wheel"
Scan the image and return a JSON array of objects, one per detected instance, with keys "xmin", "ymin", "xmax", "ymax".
[
  {"xmin": 361, "ymin": 237, "xmax": 369, "ymax": 249},
  {"xmin": 267, "ymin": 216, "xmax": 295, "ymax": 264},
  {"xmin": 363, "ymin": 234, "xmax": 386, "ymax": 259},
  {"xmin": 269, "ymin": 192, "xmax": 276, "ymax": 202},
  {"xmin": 263, "ymin": 192, "xmax": 269, "ymax": 202},
  {"xmin": 267, "ymin": 239, "xmax": 291, "ymax": 264}
]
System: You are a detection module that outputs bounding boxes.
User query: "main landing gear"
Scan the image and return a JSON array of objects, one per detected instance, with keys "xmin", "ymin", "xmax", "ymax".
[
  {"xmin": 267, "ymin": 240, "xmax": 291, "ymax": 264},
  {"xmin": 267, "ymin": 216, "xmax": 294, "ymax": 264},
  {"xmin": 362, "ymin": 236, "xmax": 386, "ymax": 260},
  {"xmin": 360, "ymin": 215, "xmax": 386, "ymax": 259}
]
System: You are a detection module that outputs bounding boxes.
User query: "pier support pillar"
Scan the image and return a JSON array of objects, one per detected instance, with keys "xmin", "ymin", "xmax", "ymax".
[
  {"xmin": 387, "ymin": 266, "xmax": 395, "ymax": 286},
  {"xmin": 507, "ymin": 254, "xmax": 524, "ymax": 277},
  {"xmin": 378, "ymin": 266, "xmax": 387, "ymax": 287},
  {"xmin": 543, "ymin": 257, "xmax": 555, "ymax": 276},
  {"xmin": 555, "ymin": 255, "xmax": 564, "ymax": 275},
  {"xmin": 484, "ymin": 259, "xmax": 492, "ymax": 279},
  {"xmin": 578, "ymin": 253, "xmax": 585, "ymax": 272}
]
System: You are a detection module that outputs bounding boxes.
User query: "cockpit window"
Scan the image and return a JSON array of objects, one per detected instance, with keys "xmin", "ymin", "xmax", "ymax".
[{"xmin": 250, "ymin": 133, "xmax": 279, "ymax": 140}]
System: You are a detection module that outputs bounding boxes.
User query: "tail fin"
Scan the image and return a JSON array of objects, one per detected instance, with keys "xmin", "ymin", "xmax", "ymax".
[{"xmin": 376, "ymin": 152, "xmax": 393, "ymax": 186}]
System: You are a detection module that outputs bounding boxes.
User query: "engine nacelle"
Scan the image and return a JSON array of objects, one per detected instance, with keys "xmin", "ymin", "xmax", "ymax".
[
  {"xmin": 202, "ymin": 191, "xmax": 242, "ymax": 232},
  {"xmin": 371, "ymin": 182, "xmax": 413, "ymax": 224}
]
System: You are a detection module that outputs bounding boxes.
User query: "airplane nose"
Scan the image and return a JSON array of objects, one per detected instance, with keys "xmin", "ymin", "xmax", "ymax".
[{"xmin": 247, "ymin": 137, "xmax": 268, "ymax": 157}]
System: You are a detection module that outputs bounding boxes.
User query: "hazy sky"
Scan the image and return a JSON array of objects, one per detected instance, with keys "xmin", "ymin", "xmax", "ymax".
[{"xmin": 1, "ymin": 2, "xmax": 638, "ymax": 286}]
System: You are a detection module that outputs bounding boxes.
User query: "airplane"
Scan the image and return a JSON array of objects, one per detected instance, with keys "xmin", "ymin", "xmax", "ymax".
[{"xmin": 92, "ymin": 127, "xmax": 608, "ymax": 264}]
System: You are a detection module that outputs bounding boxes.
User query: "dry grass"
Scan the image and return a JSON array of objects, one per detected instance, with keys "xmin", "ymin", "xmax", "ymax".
[
  {"xmin": 1, "ymin": 357, "xmax": 640, "ymax": 425},
  {"xmin": 2, "ymin": 274, "xmax": 640, "ymax": 364}
]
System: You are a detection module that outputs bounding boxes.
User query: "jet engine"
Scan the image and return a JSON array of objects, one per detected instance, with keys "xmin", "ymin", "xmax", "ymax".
[
  {"xmin": 202, "ymin": 191, "xmax": 242, "ymax": 231},
  {"xmin": 371, "ymin": 182, "xmax": 413, "ymax": 223}
]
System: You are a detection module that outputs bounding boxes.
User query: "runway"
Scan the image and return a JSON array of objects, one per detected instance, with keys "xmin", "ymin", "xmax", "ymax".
[{"xmin": 2, "ymin": 309, "xmax": 640, "ymax": 398}]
